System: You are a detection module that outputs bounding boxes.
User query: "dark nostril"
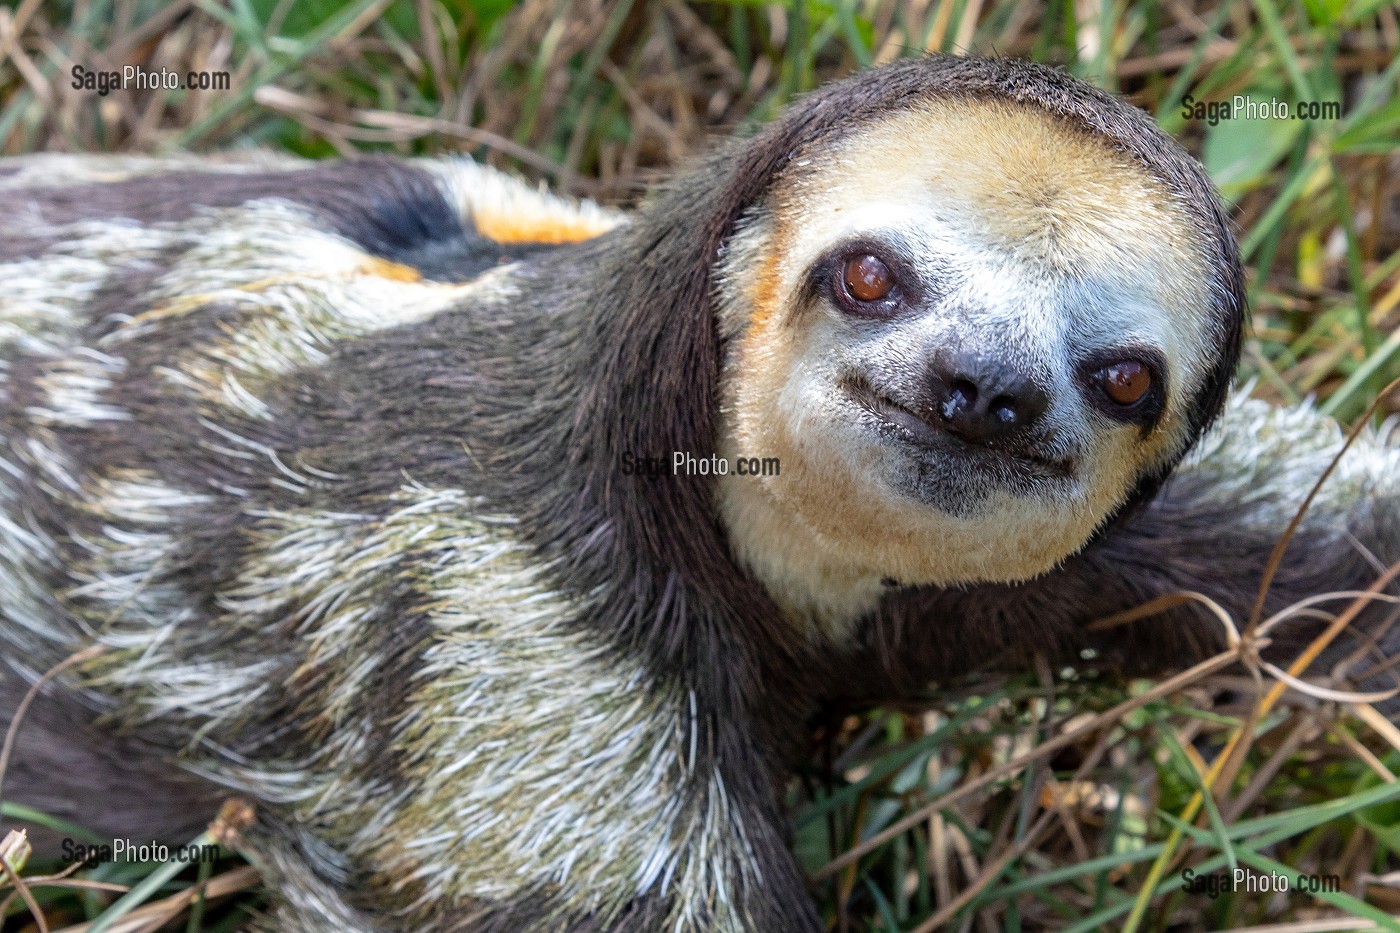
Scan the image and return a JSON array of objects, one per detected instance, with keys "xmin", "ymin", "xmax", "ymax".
[
  {"xmin": 927, "ymin": 352, "xmax": 1048, "ymax": 447},
  {"xmin": 991, "ymin": 397, "xmax": 1019, "ymax": 425},
  {"xmin": 943, "ymin": 380, "xmax": 979, "ymax": 420}
]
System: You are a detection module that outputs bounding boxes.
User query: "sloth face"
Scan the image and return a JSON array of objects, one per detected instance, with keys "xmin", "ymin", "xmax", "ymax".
[{"xmin": 715, "ymin": 99, "xmax": 1223, "ymax": 628}]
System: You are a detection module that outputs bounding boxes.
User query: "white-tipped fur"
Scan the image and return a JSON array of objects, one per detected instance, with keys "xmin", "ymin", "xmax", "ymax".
[
  {"xmin": 0, "ymin": 152, "xmax": 304, "ymax": 192},
  {"xmin": 1, "ymin": 156, "xmax": 736, "ymax": 927},
  {"xmin": 426, "ymin": 159, "xmax": 625, "ymax": 244},
  {"xmin": 81, "ymin": 483, "xmax": 764, "ymax": 931},
  {"xmin": 0, "ymin": 220, "xmax": 174, "ymax": 356},
  {"xmin": 1180, "ymin": 392, "xmax": 1400, "ymax": 525},
  {"xmin": 104, "ymin": 199, "xmax": 520, "ymax": 406}
]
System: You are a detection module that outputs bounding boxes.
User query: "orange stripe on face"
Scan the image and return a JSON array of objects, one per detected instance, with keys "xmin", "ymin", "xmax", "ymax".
[
  {"xmin": 472, "ymin": 209, "xmax": 614, "ymax": 245},
  {"xmin": 747, "ymin": 219, "xmax": 790, "ymax": 333}
]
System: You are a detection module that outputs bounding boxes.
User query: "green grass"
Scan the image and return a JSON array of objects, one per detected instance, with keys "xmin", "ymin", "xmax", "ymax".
[{"xmin": 1, "ymin": 1, "xmax": 1398, "ymax": 930}]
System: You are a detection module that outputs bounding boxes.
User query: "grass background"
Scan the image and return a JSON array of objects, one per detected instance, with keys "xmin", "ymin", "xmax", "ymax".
[{"xmin": 1, "ymin": 0, "xmax": 1399, "ymax": 930}]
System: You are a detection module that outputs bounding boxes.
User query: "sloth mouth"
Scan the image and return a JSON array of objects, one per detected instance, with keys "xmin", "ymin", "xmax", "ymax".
[{"xmin": 844, "ymin": 376, "xmax": 1074, "ymax": 481}]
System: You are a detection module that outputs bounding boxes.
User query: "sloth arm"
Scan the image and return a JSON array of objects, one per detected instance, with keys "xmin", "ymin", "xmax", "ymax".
[{"xmin": 839, "ymin": 397, "xmax": 1400, "ymax": 702}]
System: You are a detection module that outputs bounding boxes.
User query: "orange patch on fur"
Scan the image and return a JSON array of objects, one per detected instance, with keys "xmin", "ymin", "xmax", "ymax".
[
  {"xmin": 359, "ymin": 257, "xmax": 423, "ymax": 282},
  {"xmin": 472, "ymin": 209, "xmax": 614, "ymax": 245}
]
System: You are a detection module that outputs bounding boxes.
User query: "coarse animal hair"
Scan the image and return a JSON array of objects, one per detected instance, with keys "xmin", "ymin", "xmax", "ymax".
[{"xmin": 0, "ymin": 56, "xmax": 1397, "ymax": 932}]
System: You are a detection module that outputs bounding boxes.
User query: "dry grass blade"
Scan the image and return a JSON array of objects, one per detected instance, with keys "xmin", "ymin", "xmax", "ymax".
[
  {"xmin": 1353, "ymin": 703, "xmax": 1400, "ymax": 759},
  {"xmin": 812, "ymin": 648, "xmax": 1240, "ymax": 881},
  {"xmin": 0, "ymin": 855, "xmax": 128, "ymax": 918},
  {"xmin": 1327, "ymin": 720, "xmax": 1396, "ymax": 784},
  {"xmin": 1261, "ymin": 662, "xmax": 1400, "ymax": 704},
  {"xmin": 1090, "ymin": 590, "xmax": 1242, "ymax": 647},
  {"xmin": 1124, "ymin": 556, "xmax": 1400, "ymax": 931},
  {"xmin": 52, "ymin": 865, "xmax": 260, "ymax": 933},
  {"xmin": 910, "ymin": 723, "xmax": 1124, "ymax": 933},
  {"xmin": 1257, "ymin": 591, "xmax": 1400, "ymax": 637}
]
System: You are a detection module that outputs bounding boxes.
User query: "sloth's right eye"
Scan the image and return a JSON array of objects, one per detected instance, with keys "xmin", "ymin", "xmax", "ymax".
[
  {"xmin": 827, "ymin": 249, "xmax": 904, "ymax": 316},
  {"xmin": 811, "ymin": 241, "xmax": 914, "ymax": 318},
  {"xmin": 843, "ymin": 255, "xmax": 894, "ymax": 303}
]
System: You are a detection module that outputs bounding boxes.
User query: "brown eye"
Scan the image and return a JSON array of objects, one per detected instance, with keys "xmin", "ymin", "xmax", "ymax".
[
  {"xmin": 843, "ymin": 255, "xmax": 893, "ymax": 303},
  {"xmin": 1099, "ymin": 361, "xmax": 1152, "ymax": 407}
]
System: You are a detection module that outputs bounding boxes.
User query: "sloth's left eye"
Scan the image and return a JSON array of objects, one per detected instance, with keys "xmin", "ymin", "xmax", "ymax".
[
  {"xmin": 1078, "ymin": 351, "xmax": 1166, "ymax": 428},
  {"xmin": 1098, "ymin": 361, "xmax": 1152, "ymax": 407}
]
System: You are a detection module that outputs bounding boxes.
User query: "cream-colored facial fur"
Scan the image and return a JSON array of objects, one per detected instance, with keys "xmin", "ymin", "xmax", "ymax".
[{"xmin": 715, "ymin": 98, "xmax": 1219, "ymax": 637}]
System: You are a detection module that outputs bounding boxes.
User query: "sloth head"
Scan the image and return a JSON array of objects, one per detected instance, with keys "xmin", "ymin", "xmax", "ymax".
[{"xmin": 662, "ymin": 59, "xmax": 1246, "ymax": 627}]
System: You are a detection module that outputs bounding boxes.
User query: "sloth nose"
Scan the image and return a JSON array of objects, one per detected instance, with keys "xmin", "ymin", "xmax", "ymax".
[{"xmin": 927, "ymin": 351, "xmax": 1049, "ymax": 447}]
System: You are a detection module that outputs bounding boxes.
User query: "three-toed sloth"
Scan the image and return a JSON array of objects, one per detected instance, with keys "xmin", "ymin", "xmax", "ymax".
[{"xmin": 2, "ymin": 55, "xmax": 1398, "ymax": 931}]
